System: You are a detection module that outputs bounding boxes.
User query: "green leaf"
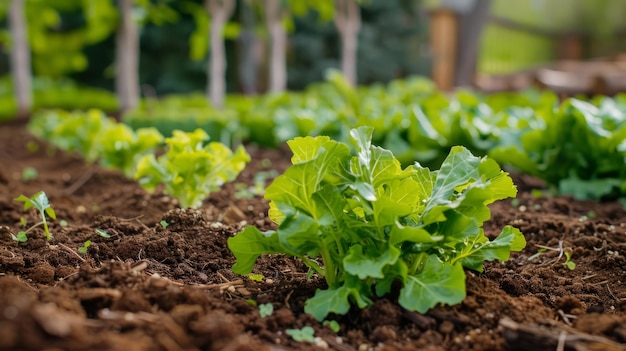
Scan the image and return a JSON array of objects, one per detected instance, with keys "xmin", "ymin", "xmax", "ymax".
[
  {"xmin": 459, "ymin": 226, "xmax": 526, "ymax": 272},
  {"xmin": 344, "ymin": 244, "xmax": 401, "ymax": 279},
  {"xmin": 286, "ymin": 326, "xmax": 315, "ymax": 343},
  {"xmin": 304, "ymin": 282, "xmax": 372, "ymax": 321},
  {"xmin": 258, "ymin": 303, "xmax": 273, "ymax": 318},
  {"xmin": 228, "ymin": 226, "xmax": 286, "ymax": 274},
  {"xmin": 399, "ymin": 255, "xmax": 466, "ymax": 313}
]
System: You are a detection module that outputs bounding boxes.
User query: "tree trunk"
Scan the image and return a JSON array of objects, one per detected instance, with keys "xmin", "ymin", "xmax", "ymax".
[
  {"xmin": 265, "ymin": 0, "xmax": 287, "ymax": 93},
  {"xmin": 454, "ymin": 0, "xmax": 492, "ymax": 87},
  {"xmin": 238, "ymin": 0, "xmax": 259, "ymax": 95},
  {"xmin": 206, "ymin": 0, "xmax": 236, "ymax": 108},
  {"xmin": 9, "ymin": 0, "xmax": 32, "ymax": 119},
  {"xmin": 115, "ymin": 0, "xmax": 140, "ymax": 112},
  {"xmin": 334, "ymin": 0, "xmax": 360, "ymax": 86}
]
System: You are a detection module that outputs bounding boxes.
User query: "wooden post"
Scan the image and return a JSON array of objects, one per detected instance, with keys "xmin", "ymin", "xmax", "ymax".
[
  {"xmin": 557, "ymin": 33, "xmax": 583, "ymax": 60},
  {"xmin": 429, "ymin": 9, "xmax": 458, "ymax": 91}
]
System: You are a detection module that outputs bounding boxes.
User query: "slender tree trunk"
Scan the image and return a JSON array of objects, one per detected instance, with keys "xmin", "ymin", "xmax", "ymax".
[
  {"xmin": 265, "ymin": 0, "xmax": 287, "ymax": 93},
  {"xmin": 206, "ymin": 0, "xmax": 236, "ymax": 108},
  {"xmin": 9, "ymin": 0, "xmax": 32, "ymax": 119},
  {"xmin": 238, "ymin": 0, "xmax": 258, "ymax": 95},
  {"xmin": 116, "ymin": 0, "xmax": 140, "ymax": 112},
  {"xmin": 454, "ymin": 0, "xmax": 492, "ymax": 87},
  {"xmin": 334, "ymin": 0, "xmax": 360, "ymax": 86}
]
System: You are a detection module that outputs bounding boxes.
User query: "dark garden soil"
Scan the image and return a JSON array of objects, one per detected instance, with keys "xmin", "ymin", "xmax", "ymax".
[{"xmin": 1, "ymin": 120, "xmax": 626, "ymax": 351}]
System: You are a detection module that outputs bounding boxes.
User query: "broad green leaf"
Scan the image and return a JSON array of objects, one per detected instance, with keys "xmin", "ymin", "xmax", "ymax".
[
  {"xmin": 399, "ymin": 255, "xmax": 466, "ymax": 313},
  {"xmin": 304, "ymin": 281, "xmax": 371, "ymax": 321},
  {"xmin": 343, "ymin": 244, "xmax": 401, "ymax": 279},
  {"xmin": 459, "ymin": 226, "xmax": 526, "ymax": 272},
  {"xmin": 228, "ymin": 226, "xmax": 286, "ymax": 274}
]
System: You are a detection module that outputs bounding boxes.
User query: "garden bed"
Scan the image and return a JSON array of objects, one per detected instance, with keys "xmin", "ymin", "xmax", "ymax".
[{"xmin": 1, "ymin": 120, "xmax": 625, "ymax": 351}]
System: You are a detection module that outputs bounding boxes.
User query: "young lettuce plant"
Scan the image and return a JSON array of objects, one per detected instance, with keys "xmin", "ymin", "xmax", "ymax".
[
  {"xmin": 99, "ymin": 123, "xmax": 164, "ymax": 177},
  {"xmin": 135, "ymin": 129, "xmax": 250, "ymax": 209},
  {"xmin": 13, "ymin": 191, "xmax": 57, "ymax": 241},
  {"xmin": 228, "ymin": 126, "xmax": 525, "ymax": 321}
]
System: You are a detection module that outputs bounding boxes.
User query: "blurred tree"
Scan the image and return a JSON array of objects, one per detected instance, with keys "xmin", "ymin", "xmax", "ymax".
[
  {"xmin": 116, "ymin": 0, "xmax": 179, "ymax": 111},
  {"xmin": 205, "ymin": 0, "xmax": 236, "ymax": 108},
  {"xmin": 8, "ymin": 0, "xmax": 31, "ymax": 118},
  {"xmin": 334, "ymin": 0, "xmax": 361, "ymax": 86},
  {"xmin": 261, "ymin": 0, "xmax": 333, "ymax": 93},
  {"xmin": 116, "ymin": 0, "xmax": 139, "ymax": 111},
  {"xmin": 288, "ymin": 0, "xmax": 426, "ymax": 89}
]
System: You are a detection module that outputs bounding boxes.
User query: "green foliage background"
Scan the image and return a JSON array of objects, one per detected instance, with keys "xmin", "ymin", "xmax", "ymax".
[{"xmin": 0, "ymin": 0, "xmax": 430, "ymax": 95}]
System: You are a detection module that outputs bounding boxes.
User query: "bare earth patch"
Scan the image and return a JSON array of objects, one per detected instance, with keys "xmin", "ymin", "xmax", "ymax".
[{"xmin": 1, "ymin": 120, "xmax": 625, "ymax": 351}]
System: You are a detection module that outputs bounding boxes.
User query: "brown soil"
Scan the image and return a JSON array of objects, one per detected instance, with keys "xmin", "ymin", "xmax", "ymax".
[{"xmin": 1, "ymin": 120, "xmax": 625, "ymax": 351}]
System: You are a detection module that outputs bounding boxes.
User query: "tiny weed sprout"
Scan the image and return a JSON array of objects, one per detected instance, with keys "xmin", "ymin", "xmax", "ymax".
[
  {"xmin": 229, "ymin": 127, "xmax": 525, "ymax": 321},
  {"xmin": 529, "ymin": 241, "xmax": 575, "ymax": 270},
  {"xmin": 135, "ymin": 129, "xmax": 250, "ymax": 209},
  {"xmin": 95, "ymin": 229, "xmax": 111, "ymax": 238},
  {"xmin": 59, "ymin": 219, "xmax": 69, "ymax": 227},
  {"xmin": 13, "ymin": 191, "xmax": 56, "ymax": 241},
  {"xmin": 21, "ymin": 167, "xmax": 38, "ymax": 181},
  {"xmin": 258, "ymin": 303, "xmax": 273, "ymax": 318},
  {"xmin": 78, "ymin": 240, "xmax": 92, "ymax": 254},
  {"xmin": 286, "ymin": 326, "xmax": 315, "ymax": 342},
  {"xmin": 563, "ymin": 251, "xmax": 576, "ymax": 270},
  {"xmin": 323, "ymin": 320, "xmax": 340, "ymax": 333},
  {"xmin": 247, "ymin": 274, "xmax": 264, "ymax": 282},
  {"xmin": 159, "ymin": 220, "xmax": 169, "ymax": 228}
]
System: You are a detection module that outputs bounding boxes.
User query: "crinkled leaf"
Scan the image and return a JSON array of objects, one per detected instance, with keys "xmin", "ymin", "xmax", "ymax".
[
  {"xmin": 228, "ymin": 226, "xmax": 286, "ymax": 274},
  {"xmin": 304, "ymin": 280, "xmax": 372, "ymax": 321},
  {"xmin": 399, "ymin": 255, "xmax": 466, "ymax": 313},
  {"xmin": 460, "ymin": 226, "xmax": 526, "ymax": 272},
  {"xmin": 344, "ymin": 244, "xmax": 401, "ymax": 279}
]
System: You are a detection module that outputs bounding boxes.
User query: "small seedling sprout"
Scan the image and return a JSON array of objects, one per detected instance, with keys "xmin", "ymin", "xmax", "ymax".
[
  {"xmin": 258, "ymin": 303, "xmax": 273, "ymax": 318},
  {"xmin": 13, "ymin": 191, "xmax": 56, "ymax": 241},
  {"xmin": 21, "ymin": 167, "xmax": 38, "ymax": 181},
  {"xmin": 248, "ymin": 274, "xmax": 264, "ymax": 282},
  {"xmin": 159, "ymin": 220, "xmax": 169, "ymax": 228},
  {"xmin": 323, "ymin": 320, "xmax": 340, "ymax": 333},
  {"xmin": 95, "ymin": 229, "xmax": 111, "ymax": 238},
  {"xmin": 78, "ymin": 240, "xmax": 92, "ymax": 254},
  {"xmin": 285, "ymin": 326, "xmax": 315, "ymax": 342},
  {"xmin": 529, "ymin": 240, "xmax": 576, "ymax": 270}
]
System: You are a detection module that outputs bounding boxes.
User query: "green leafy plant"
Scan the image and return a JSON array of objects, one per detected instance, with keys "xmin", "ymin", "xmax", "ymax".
[
  {"xmin": 99, "ymin": 124, "xmax": 164, "ymax": 177},
  {"xmin": 13, "ymin": 191, "xmax": 56, "ymax": 241},
  {"xmin": 258, "ymin": 303, "xmax": 273, "ymax": 318},
  {"xmin": 285, "ymin": 326, "xmax": 315, "ymax": 342},
  {"xmin": 490, "ymin": 97, "xmax": 626, "ymax": 200},
  {"xmin": 135, "ymin": 129, "xmax": 250, "ymax": 209},
  {"xmin": 228, "ymin": 127, "xmax": 525, "ymax": 321},
  {"xmin": 78, "ymin": 240, "xmax": 92, "ymax": 254},
  {"xmin": 529, "ymin": 241, "xmax": 576, "ymax": 270},
  {"xmin": 159, "ymin": 220, "xmax": 169, "ymax": 228},
  {"xmin": 21, "ymin": 167, "xmax": 38, "ymax": 181},
  {"xmin": 323, "ymin": 320, "xmax": 340, "ymax": 333},
  {"xmin": 95, "ymin": 229, "xmax": 111, "ymax": 238}
]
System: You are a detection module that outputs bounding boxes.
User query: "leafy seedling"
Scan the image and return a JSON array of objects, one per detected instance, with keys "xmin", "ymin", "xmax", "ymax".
[
  {"xmin": 259, "ymin": 303, "xmax": 273, "ymax": 318},
  {"xmin": 248, "ymin": 274, "xmax": 264, "ymax": 282},
  {"xmin": 286, "ymin": 326, "xmax": 315, "ymax": 342},
  {"xmin": 21, "ymin": 167, "xmax": 38, "ymax": 181},
  {"xmin": 78, "ymin": 240, "xmax": 92, "ymax": 254},
  {"xmin": 159, "ymin": 220, "xmax": 169, "ymax": 228},
  {"xmin": 323, "ymin": 320, "xmax": 340, "ymax": 333},
  {"xmin": 529, "ymin": 241, "xmax": 576, "ymax": 270},
  {"xmin": 95, "ymin": 229, "xmax": 111, "ymax": 238},
  {"xmin": 135, "ymin": 129, "xmax": 250, "ymax": 209},
  {"xmin": 563, "ymin": 251, "xmax": 576, "ymax": 270},
  {"xmin": 229, "ymin": 127, "xmax": 525, "ymax": 321},
  {"xmin": 13, "ymin": 191, "xmax": 56, "ymax": 241}
]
